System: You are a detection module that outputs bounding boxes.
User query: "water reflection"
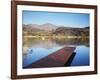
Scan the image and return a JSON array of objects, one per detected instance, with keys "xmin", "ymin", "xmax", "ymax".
[
  {"xmin": 23, "ymin": 37, "xmax": 89, "ymax": 68},
  {"xmin": 71, "ymin": 46, "xmax": 90, "ymax": 66},
  {"xmin": 23, "ymin": 38, "xmax": 89, "ymax": 49}
]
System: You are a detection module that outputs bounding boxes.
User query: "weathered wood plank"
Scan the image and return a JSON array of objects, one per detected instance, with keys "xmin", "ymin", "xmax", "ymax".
[{"xmin": 24, "ymin": 47, "xmax": 76, "ymax": 68}]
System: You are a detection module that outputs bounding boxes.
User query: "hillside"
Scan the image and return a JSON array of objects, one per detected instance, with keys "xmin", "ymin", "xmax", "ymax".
[
  {"xmin": 23, "ymin": 23, "xmax": 89, "ymax": 37},
  {"xmin": 53, "ymin": 27, "xmax": 89, "ymax": 36},
  {"xmin": 23, "ymin": 23, "xmax": 56, "ymax": 32}
]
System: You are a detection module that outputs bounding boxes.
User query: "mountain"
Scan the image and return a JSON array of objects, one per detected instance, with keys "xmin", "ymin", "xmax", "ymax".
[
  {"xmin": 23, "ymin": 23, "xmax": 89, "ymax": 36},
  {"xmin": 39, "ymin": 23, "xmax": 57, "ymax": 31},
  {"xmin": 23, "ymin": 23, "xmax": 57, "ymax": 32},
  {"xmin": 23, "ymin": 24, "xmax": 43, "ymax": 32},
  {"xmin": 53, "ymin": 27, "xmax": 89, "ymax": 36}
]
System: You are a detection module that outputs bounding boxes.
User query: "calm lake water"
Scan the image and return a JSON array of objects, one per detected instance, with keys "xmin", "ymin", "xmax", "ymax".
[{"xmin": 23, "ymin": 38, "xmax": 89, "ymax": 68}]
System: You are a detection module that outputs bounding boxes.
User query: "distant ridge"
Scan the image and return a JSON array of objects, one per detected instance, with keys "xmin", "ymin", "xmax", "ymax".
[
  {"xmin": 23, "ymin": 23, "xmax": 89, "ymax": 36},
  {"xmin": 23, "ymin": 23, "xmax": 57, "ymax": 32}
]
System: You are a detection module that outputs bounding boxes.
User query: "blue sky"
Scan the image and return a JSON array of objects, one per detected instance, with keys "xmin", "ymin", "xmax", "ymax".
[{"xmin": 22, "ymin": 11, "xmax": 90, "ymax": 28}]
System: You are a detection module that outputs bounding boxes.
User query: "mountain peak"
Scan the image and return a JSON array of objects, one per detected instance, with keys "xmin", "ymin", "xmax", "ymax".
[
  {"xmin": 39, "ymin": 23, "xmax": 56, "ymax": 31},
  {"xmin": 23, "ymin": 23, "xmax": 57, "ymax": 31},
  {"xmin": 41, "ymin": 23, "xmax": 56, "ymax": 26}
]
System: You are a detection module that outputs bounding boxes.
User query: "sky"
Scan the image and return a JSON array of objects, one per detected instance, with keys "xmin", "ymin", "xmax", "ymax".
[{"xmin": 22, "ymin": 11, "xmax": 90, "ymax": 28}]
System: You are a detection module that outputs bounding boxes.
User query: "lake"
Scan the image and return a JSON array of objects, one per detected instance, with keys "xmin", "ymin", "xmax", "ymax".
[{"xmin": 22, "ymin": 38, "xmax": 89, "ymax": 68}]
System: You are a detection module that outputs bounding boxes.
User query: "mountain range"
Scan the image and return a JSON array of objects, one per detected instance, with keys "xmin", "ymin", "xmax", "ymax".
[
  {"xmin": 23, "ymin": 23, "xmax": 57, "ymax": 32},
  {"xmin": 23, "ymin": 23, "xmax": 89, "ymax": 36}
]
